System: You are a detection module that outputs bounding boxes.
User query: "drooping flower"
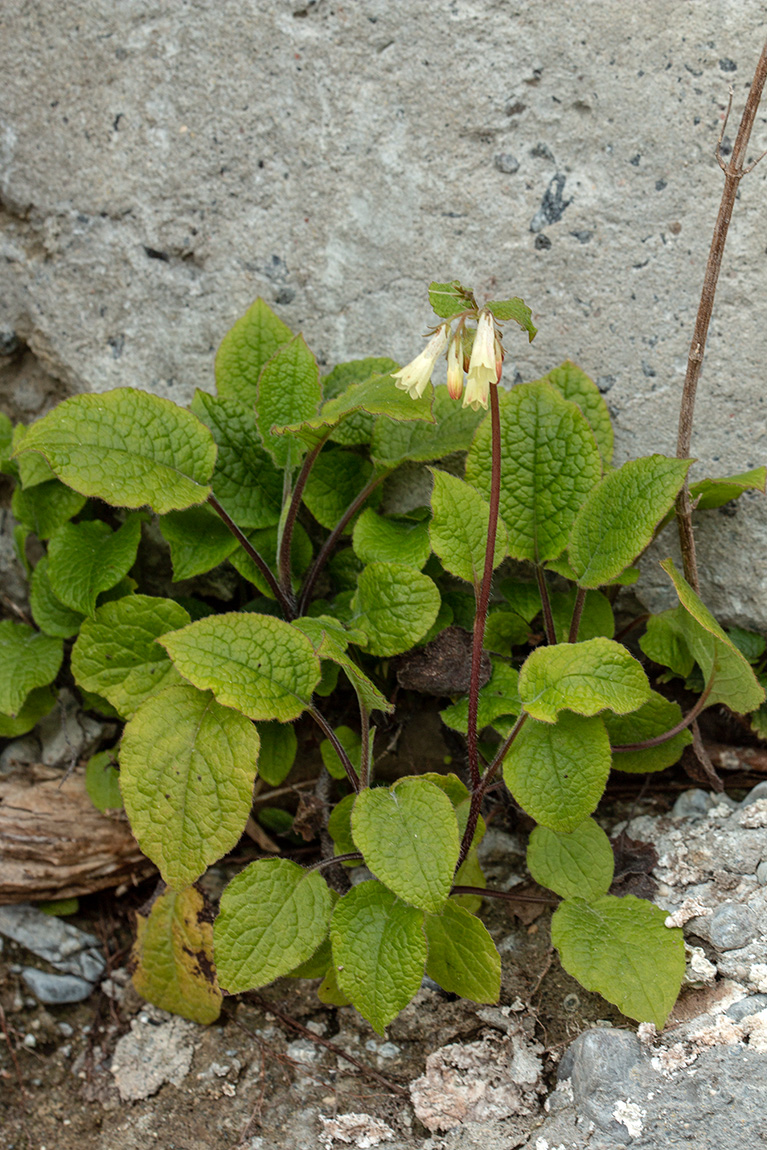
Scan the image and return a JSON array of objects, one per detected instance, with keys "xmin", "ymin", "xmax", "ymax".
[
  {"xmin": 462, "ymin": 310, "xmax": 501, "ymax": 411},
  {"xmin": 392, "ymin": 326, "xmax": 449, "ymax": 400},
  {"xmin": 446, "ymin": 333, "xmax": 464, "ymax": 400}
]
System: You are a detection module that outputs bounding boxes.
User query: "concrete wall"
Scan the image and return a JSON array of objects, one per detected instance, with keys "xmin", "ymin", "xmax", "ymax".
[{"xmin": 1, "ymin": 1, "xmax": 766, "ymax": 624}]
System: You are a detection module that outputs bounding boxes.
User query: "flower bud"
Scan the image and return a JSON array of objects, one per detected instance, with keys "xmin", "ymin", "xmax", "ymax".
[{"xmin": 446, "ymin": 334, "xmax": 464, "ymax": 400}]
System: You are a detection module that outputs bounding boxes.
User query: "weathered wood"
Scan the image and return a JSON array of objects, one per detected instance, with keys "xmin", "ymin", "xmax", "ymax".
[{"xmin": 0, "ymin": 764, "xmax": 154, "ymax": 904}]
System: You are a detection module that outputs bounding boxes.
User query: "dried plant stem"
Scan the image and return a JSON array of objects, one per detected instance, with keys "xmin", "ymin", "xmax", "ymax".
[
  {"xmin": 676, "ymin": 40, "xmax": 767, "ymax": 591},
  {"xmin": 208, "ymin": 494, "xmax": 294, "ymax": 617}
]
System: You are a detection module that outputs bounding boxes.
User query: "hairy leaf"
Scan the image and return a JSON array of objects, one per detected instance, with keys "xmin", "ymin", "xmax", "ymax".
[
  {"xmin": 429, "ymin": 469, "xmax": 507, "ymax": 588},
  {"xmin": 215, "ymin": 298, "xmax": 293, "ymax": 407},
  {"xmin": 544, "ymin": 361, "xmax": 613, "ymax": 468},
  {"xmin": 518, "ymin": 637, "xmax": 650, "ymax": 723},
  {"xmin": 352, "ymin": 562, "xmax": 440, "ymax": 657},
  {"xmin": 46, "ymin": 516, "xmax": 142, "ymax": 617},
  {"xmin": 0, "ymin": 620, "xmax": 63, "ymax": 717},
  {"xmin": 254, "ymin": 721, "xmax": 298, "ymax": 787},
  {"xmin": 606, "ymin": 691, "xmax": 693, "ymax": 773},
  {"xmin": 159, "ymin": 504, "xmax": 239, "ymax": 581},
  {"xmin": 425, "ymin": 903, "xmax": 500, "ymax": 1002},
  {"xmin": 371, "ymin": 385, "xmax": 485, "ymax": 467},
  {"xmin": 527, "ymin": 818, "xmax": 614, "ymax": 901},
  {"xmin": 256, "ymin": 336, "xmax": 322, "ymax": 467},
  {"xmin": 353, "ymin": 508, "xmax": 431, "ymax": 570}
]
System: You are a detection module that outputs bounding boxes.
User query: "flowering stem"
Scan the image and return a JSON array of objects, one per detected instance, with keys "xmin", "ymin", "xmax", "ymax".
[
  {"xmin": 465, "ymin": 384, "xmax": 503, "ymax": 793},
  {"xmin": 207, "ymin": 494, "xmax": 294, "ymax": 618},
  {"xmin": 535, "ymin": 564, "xmax": 556, "ymax": 645},
  {"xmin": 278, "ymin": 435, "xmax": 328, "ymax": 599},
  {"xmin": 568, "ymin": 586, "xmax": 587, "ymax": 643},
  {"xmin": 298, "ymin": 470, "xmax": 390, "ymax": 615},
  {"xmin": 309, "ymin": 704, "xmax": 359, "ymax": 792}
]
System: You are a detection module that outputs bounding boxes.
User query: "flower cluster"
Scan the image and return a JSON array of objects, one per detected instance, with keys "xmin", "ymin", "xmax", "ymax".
[{"xmin": 392, "ymin": 309, "xmax": 504, "ymax": 411}]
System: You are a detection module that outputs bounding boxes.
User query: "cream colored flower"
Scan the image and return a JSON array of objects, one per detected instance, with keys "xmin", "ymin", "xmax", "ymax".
[
  {"xmin": 462, "ymin": 310, "xmax": 499, "ymax": 411},
  {"xmin": 446, "ymin": 333, "xmax": 464, "ymax": 400},
  {"xmin": 392, "ymin": 326, "xmax": 448, "ymax": 400}
]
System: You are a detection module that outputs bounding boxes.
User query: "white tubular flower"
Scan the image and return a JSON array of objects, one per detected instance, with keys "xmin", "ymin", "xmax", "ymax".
[
  {"xmin": 462, "ymin": 310, "xmax": 498, "ymax": 411},
  {"xmin": 392, "ymin": 326, "xmax": 449, "ymax": 400},
  {"xmin": 446, "ymin": 333, "xmax": 464, "ymax": 400}
]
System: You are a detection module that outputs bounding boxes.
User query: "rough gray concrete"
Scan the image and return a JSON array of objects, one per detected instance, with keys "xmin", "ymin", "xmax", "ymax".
[{"xmin": 1, "ymin": 2, "xmax": 766, "ymax": 623}]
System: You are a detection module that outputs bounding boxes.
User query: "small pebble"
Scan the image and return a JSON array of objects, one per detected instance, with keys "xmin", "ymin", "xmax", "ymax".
[
  {"xmin": 494, "ymin": 153, "xmax": 520, "ymax": 174},
  {"xmin": 709, "ymin": 902, "xmax": 756, "ymax": 951}
]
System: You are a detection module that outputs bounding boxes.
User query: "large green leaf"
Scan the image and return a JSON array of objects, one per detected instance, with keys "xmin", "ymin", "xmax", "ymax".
[
  {"xmin": 689, "ymin": 466, "xmax": 767, "ymax": 510},
  {"xmin": 605, "ymin": 691, "xmax": 693, "ymax": 773},
  {"xmin": 278, "ymin": 369, "xmax": 433, "ymax": 444},
  {"xmin": 12, "ymin": 389, "xmax": 217, "ymax": 513},
  {"xmin": 46, "ymin": 516, "xmax": 142, "ymax": 617},
  {"xmin": 527, "ymin": 818, "xmax": 614, "ymax": 901},
  {"xmin": 11, "ymin": 423, "xmax": 55, "ymax": 488},
  {"xmin": 440, "ymin": 660, "xmax": 520, "ymax": 735},
  {"xmin": 254, "ymin": 721, "xmax": 298, "ymax": 787},
  {"xmin": 330, "ymin": 881, "xmax": 426, "ymax": 1034},
  {"xmin": 518, "ymin": 637, "xmax": 650, "ymax": 723},
  {"xmin": 293, "ymin": 615, "xmax": 393, "ymax": 714},
  {"xmin": 551, "ymin": 895, "xmax": 685, "ymax": 1028},
  {"xmin": 0, "ymin": 619, "xmax": 63, "ymax": 717},
  {"xmin": 482, "ymin": 608, "xmax": 531, "ymax": 655},
  {"xmin": 256, "ymin": 336, "xmax": 322, "ymax": 467},
  {"xmin": 371, "ymin": 385, "xmax": 485, "ymax": 467},
  {"xmin": 190, "ymin": 392, "xmax": 283, "ymax": 529},
  {"xmin": 214, "ymin": 858, "xmax": 333, "ymax": 992},
  {"xmin": 160, "ymin": 612, "xmax": 321, "ymax": 721},
  {"xmin": 159, "ymin": 504, "xmax": 239, "ymax": 581},
  {"xmin": 429, "ymin": 469, "xmax": 507, "ymax": 589},
  {"xmin": 323, "ymin": 358, "xmax": 401, "ymax": 447},
  {"xmin": 11, "ymin": 480, "xmax": 87, "ymax": 540},
  {"xmin": 425, "ymin": 903, "xmax": 500, "ymax": 1003},
  {"xmin": 503, "ymin": 713, "xmax": 611, "ymax": 832},
  {"xmin": 132, "ymin": 886, "xmax": 222, "ymax": 1024},
  {"xmin": 30, "ymin": 556, "xmax": 86, "ymax": 638},
  {"xmin": 465, "ymin": 381, "xmax": 602, "ymax": 563},
  {"xmin": 0, "ymin": 685, "xmax": 57, "ymax": 738},
  {"xmin": 351, "ymin": 777, "xmax": 460, "ymax": 912},
  {"xmin": 659, "ymin": 558, "xmax": 765, "ymax": 713},
  {"xmin": 120, "ymin": 683, "xmax": 260, "ymax": 888},
  {"xmin": 544, "ymin": 361, "xmax": 613, "ymax": 468},
  {"xmin": 303, "ymin": 448, "xmax": 374, "ymax": 530},
  {"xmin": 353, "ymin": 509, "xmax": 431, "ymax": 570},
  {"xmin": 352, "ymin": 562, "xmax": 440, "ymax": 657},
  {"xmin": 550, "ymin": 589, "xmax": 614, "ymax": 644},
  {"xmin": 215, "ymin": 298, "xmax": 293, "ymax": 407},
  {"xmin": 639, "ymin": 609, "xmax": 695, "ymax": 677},
  {"xmin": 568, "ymin": 457, "xmax": 691, "ymax": 588},
  {"xmin": 71, "ymin": 595, "xmax": 190, "ymax": 719}
]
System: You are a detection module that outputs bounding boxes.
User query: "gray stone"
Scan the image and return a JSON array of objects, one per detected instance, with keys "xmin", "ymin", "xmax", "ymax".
[
  {"xmin": 35, "ymin": 688, "xmax": 104, "ymax": 768},
  {"xmin": 671, "ymin": 788, "xmax": 715, "ymax": 819},
  {"xmin": 0, "ymin": 735, "xmax": 40, "ymax": 775},
  {"xmin": 110, "ymin": 1011, "xmax": 198, "ymax": 1101},
  {"xmin": 494, "ymin": 153, "xmax": 520, "ymax": 175},
  {"xmin": 0, "ymin": 902, "xmax": 105, "ymax": 981},
  {"xmin": 708, "ymin": 901, "xmax": 757, "ymax": 951},
  {"xmin": 727, "ymin": 994, "xmax": 767, "ymax": 1022},
  {"xmin": 565, "ymin": 1028, "xmax": 643, "ymax": 1132},
  {"xmin": 757, "ymin": 860, "xmax": 767, "ymax": 885},
  {"xmin": 740, "ymin": 780, "xmax": 767, "ymax": 809},
  {"xmin": 2, "ymin": 3, "xmax": 767, "ymax": 628},
  {"xmin": 21, "ymin": 967, "xmax": 94, "ymax": 1004}
]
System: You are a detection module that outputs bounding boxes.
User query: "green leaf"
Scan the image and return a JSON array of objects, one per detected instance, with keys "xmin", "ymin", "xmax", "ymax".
[
  {"xmin": 353, "ymin": 509, "xmax": 431, "ymax": 570},
  {"xmin": 29, "ymin": 556, "xmax": 86, "ymax": 638},
  {"xmin": 568, "ymin": 457, "xmax": 692, "ymax": 588},
  {"xmin": 160, "ymin": 612, "xmax": 321, "ymax": 722},
  {"xmin": 120, "ymin": 683, "xmax": 260, "ymax": 888},
  {"xmin": 484, "ymin": 296, "xmax": 538, "ymax": 341},
  {"xmin": 214, "ymin": 858, "xmax": 333, "ymax": 992},
  {"xmin": 229, "ymin": 522, "xmax": 312, "ymax": 597},
  {"xmin": 321, "ymin": 358, "xmax": 402, "ymax": 447},
  {"xmin": 428, "ymin": 280, "xmax": 475, "ymax": 319},
  {"xmin": 351, "ymin": 777, "xmax": 459, "ymax": 912},
  {"xmin": 518, "ymin": 637, "xmax": 650, "ymax": 723},
  {"xmin": 429, "ymin": 469, "xmax": 507, "ymax": 588},
  {"xmin": 256, "ymin": 336, "xmax": 322, "ymax": 467},
  {"xmin": 46, "ymin": 516, "xmax": 142, "ymax": 618},
  {"xmin": 551, "ymin": 895, "xmax": 685, "ymax": 1028},
  {"xmin": 482, "ymin": 609, "xmax": 530, "ymax": 655},
  {"xmin": 527, "ymin": 818, "xmax": 614, "ymax": 900},
  {"xmin": 498, "ymin": 580, "xmax": 542, "ymax": 623},
  {"xmin": 727, "ymin": 626, "xmax": 767, "ymax": 663},
  {"xmin": 132, "ymin": 886, "xmax": 222, "ymax": 1024},
  {"xmin": 71, "ymin": 595, "xmax": 191, "ymax": 719},
  {"xmin": 283, "ymin": 370, "xmax": 434, "ymax": 441},
  {"xmin": 0, "ymin": 411, "xmax": 13, "ymax": 471},
  {"xmin": 605, "ymin": 691, "xmax": 693, "ymax": 773},
  {"xmin": 11, "ymin": 423, "xmax": 55, "ymax": 488},
  {"xmin": 544, "ymin": 361, "xmax": 613, "ymax": 468},
  {"xmin": 215, "ymin": 298, "xmax": 293, "ymax": 407},
  {"xmin": 159, "ymin": 504, "xmax": 239, "ymax": 581},
  {"xmin": 303, "ymin": 448, "xmax": 373, "ymax": 530},
  {"xmin": 688, "ymin": 466, "xmax": 767, "ymax": 511},
  {"xmin": 550, "ymin": 589, "xmax": 615, "ymax": 644},
  {"xmin": 330, "ymin": 881, "xmax": 426, "ymax": 1033},
  {"xmin": 293, "ymin": 615, "xmax": 393, "ymax": 714},
  {"xmin": 0, "ymin": 685, "xmax": 56, "ymax": 738},
  {"xmin": 466, "ymin": 381, "xmax": 602, "ymax": 563},
  {"xmin": 318, "ymin": 964, "xmax": 352, "ymax": 1006},
  {"xmin": 451, "ymin": 847, "xmax": 486, "ymax": 913},
  {"xmin": 13, "ymin": 389, "xmax": 217, "ymax": 513},
  {"xmin": 659, "ymin": 558, "xmax": 765, "ymax": 713},
  {"xmin": 639, "ymin": 609, "xmax": 695, "ymax": 677},
  {"xmin": 0, "ymin": 620, "xmax": 63, "ymax": 717},
  {"xmin": 425, "ymin": 903, "xmax": 500, "ymax": 1002},
  {"xmin": 440, "ymin": 660, "xmax": 520, "ymax": 735},
  {"xmin": 371, "ymin": 385, "xmax": 485, "ymax": 467},
  {"xmin": 288, "ymin": 937, "xmax": 334, "ymax": 980},
  {"xmin": 190, "ymin": 392, "xmax": 283, "ymax": 529},
  {"xmin": 503, "ymin": 713, "xmax": 611, "ymax": 832},
  {"xmin": 352, "ymin": 562, "xmax": 440, "ymax": 657},
  {"xmin": 11, "ymin": 480, "xmax": 87, "ymax": 540},
  {"xmin": 327, "ymin": 793, "xmax": 360, "ymax": 861},
  {"xmin": 84, "ymin": 750, "xmax": 123, "ymax": 811},
  {"xmin": 321, "ymin": 725, "xmax": 362, "ymax": 781},
  {"xmin": 254, "ymin": 721, "xmax": 298, "ymax": 786}
]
